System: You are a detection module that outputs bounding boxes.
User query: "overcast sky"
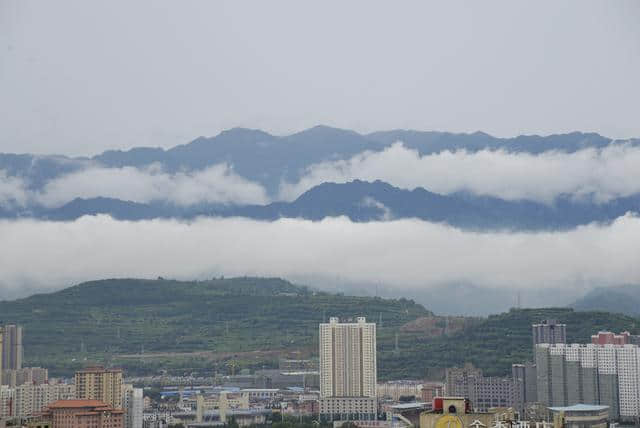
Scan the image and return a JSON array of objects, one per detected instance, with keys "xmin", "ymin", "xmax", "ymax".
[{"xmin": 1, "ymin": 0, "xmax": 639, "ymax": 155}]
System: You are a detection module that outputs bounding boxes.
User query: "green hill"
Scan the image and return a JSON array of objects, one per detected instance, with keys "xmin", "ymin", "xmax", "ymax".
[
  {"xmin": 0, "ymin": 277, "xmax": 430, "ymax": 377},
  {"xmin": 388, "ymin": 307, "xmax": 640, "ymax": 378},
  {"xmin": 2, "ymin": 279, "xmax": 639, "ymax": 380}
]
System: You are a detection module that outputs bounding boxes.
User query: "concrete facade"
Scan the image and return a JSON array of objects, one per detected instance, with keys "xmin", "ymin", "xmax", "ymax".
[
  {"xmin": 532, "ymin": 320, "xmax": 566, "ymax": 350},
  {"xmin": 535, "ymin": 343, "xmax": 640, "ymax": 421},
  {"xmin": 75, "ymin": 367, "xmax": 123, "ymax": 409},
  {"xmin": 1, "ymin": 325, "xmax": 23, "ymax": 371},
  {"xmin": 0, "ymin": 383, "xmax": 75, "ymax": 418},
  {"xmin": 318, "ymin": 317, "xmax": 377, "ymax": 421},
  {"xmin": 39, "ymin": 400, "xmax": 124, "ymax": 428},
  {"xmin": 446, "ymin": 364, "xmax": 515, "ymax": 412},
  {"xmin": 122, "ymin": 385, "xmax": 143, "ymax": 428},
  {"xmin": 2, "ymin": 367, "xmax": 48, "ymax": 387}
]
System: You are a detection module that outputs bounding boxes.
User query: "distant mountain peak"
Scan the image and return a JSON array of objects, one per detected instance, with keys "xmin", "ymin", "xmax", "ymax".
[
  {"xmin": 218, "ymin": 127, "xmax": 274, "ymax": 138},
  {"xmin": 288, "ymin": 124, "xmax": 362, "ymax": 140}
]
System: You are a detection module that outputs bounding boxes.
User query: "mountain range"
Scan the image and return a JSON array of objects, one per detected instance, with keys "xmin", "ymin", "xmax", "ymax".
[
  {"xmin": 1, "ymin": 180, "xmax": 636, "ymax": 231},
  {"xmin": 2, "ymin": 126, "xmax": 639, "ymax": 229},
  {"xmin": 1, "ymin": 125, "xmax": 636, "ymax": 194}
]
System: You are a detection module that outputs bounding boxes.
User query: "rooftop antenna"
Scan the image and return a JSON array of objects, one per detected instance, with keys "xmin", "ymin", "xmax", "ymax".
[{"xmin": 517, "ymin": 290, "xmax": 521, "ymax": 309}]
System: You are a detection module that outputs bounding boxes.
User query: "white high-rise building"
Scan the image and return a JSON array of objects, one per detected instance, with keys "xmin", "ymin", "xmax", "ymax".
[
  {"xmin": 536, "ymin": 343, "xmax": 640, "ymax": 421},
  {"xmin": 615, "ymin": 345, "xmax": 640, "ymax": 418},
  {"xmin": 2, "ymin": 382, "xmax": 75, "ymax": 418},
  {"xmin": 318, "ymin": 317, "xmax": 377, "ymax": 422},
  {"xmin": 123, "ymin": 384, "xmax": 143, "ymax": 428}
]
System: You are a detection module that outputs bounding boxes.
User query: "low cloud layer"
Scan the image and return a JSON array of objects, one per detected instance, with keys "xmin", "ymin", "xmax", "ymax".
[
  {"xmin": 0, "ymin": 164, "xmax": 269, "ymax": 208},
  {"xmin": 0, "ymin": 171, "xmax": 29, "ymax": 208},
  {"xmin": 3, "ymin": 143, "xmax": 640, "ymax": 210},
  {"xmin": 1, "ymin": 214, "xmax": 638, "ymax": 301},
  {"xmin": 280, "ymin": 143, "xmax": 640, "ymax": 203}
]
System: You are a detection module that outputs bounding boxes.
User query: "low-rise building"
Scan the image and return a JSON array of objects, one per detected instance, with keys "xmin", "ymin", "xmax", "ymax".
[
  {"xmin": 420, "ymin": 383, "xmax": 444, "ymax": 403},
  {"xmin": 240, "ymin": 388, "xmax": 279, "ymax": 402},
  {"xmin": 37, "ymin": 399, "xmax": 124, "ymax": 428},
  {"xmin": 549, "ymin": 404, "xmax": 609, "ymax": 428},
  {"xmin": 419, "ymin": 397, "xmax": 495, "ymax": 428},
  {"xmin": 446, "ymin": 365, "xmax": 516, "ymax": 411},
  {"xmin": 377, "ymin": 381, "xmax": 423, "ymax": 401}
]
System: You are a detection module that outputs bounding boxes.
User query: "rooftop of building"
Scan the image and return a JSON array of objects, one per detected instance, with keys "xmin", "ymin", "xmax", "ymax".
[
  {"xmin": 536, "ymin": 342, "xmax": 639, "ymax": 349},
  {"xmin": 390, "ymin": 402, "xmax": 430, "ymax": 410},
  {"xmin": 240, "ymin": 388, "xmax": 279, "ymax": 392},
  {"xmin": 45, "ymin": 399, "xmax": 124, "ymax": 414},
  {"xmin": 548, "ymin": 404, "xmax": 609, "ymax": 413},
  {"xmin": 48, "ymin": 400, "xmax": 108, "ymax": 408},
  {"xmin": 76, "ymin": 366, "xmax": 123, "ymax": 373}
]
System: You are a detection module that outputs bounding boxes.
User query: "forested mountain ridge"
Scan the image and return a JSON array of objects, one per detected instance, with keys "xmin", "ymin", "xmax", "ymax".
[
  {"xmin": 6, "ymin": 180, "xmax": 639, "ymax": 231},
  {"xmin": 2, "ymin": 278, "xmax": 638, "ymax": 379}
]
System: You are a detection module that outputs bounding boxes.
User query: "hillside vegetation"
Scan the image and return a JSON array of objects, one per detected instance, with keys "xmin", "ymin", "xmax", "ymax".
[
  {"xmin": 387, "ymin": 307, "xmax": 640, "ymax": 378},
  {"xmin": 0, "ymin": 277, "xmax": 429, "ymax": 377},
  {"xmin": 2, "ymin": 279, "xmax": 638, "ymax": 379}
]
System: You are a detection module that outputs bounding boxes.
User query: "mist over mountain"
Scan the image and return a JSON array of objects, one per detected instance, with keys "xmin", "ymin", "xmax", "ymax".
[
  {"xmin": 2, "ymin": 126, "xmax": 639, "ymax": 230},
  {"xmin": 2, "ymin": 126, "xmax": 637, "ymax": 198},
  {"xmin": 571, "ymin": 285, "xmax": 640, "ymax": 317},
  {"xmin": 2, "ymin": 126, "xmax": 639, "ymax": 312},
  {"xmin": 6, "ymin": 180, "xmax": 638, "ymax": 232}
]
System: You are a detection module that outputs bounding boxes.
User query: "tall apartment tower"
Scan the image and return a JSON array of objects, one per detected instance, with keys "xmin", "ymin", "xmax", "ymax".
[
  {"xmin": 318, "ymin": 317, "xmax": 377, "ymax": 422},
  {"xmin": 532, "ymin": 319, "xmax": 566, "ymax": 350},
  {"xmin": 534, "ymin": 343, "xmax": 640, "ymax": 421},
  {"xmin": 75, "ymin": 367, "xmax": 123, "ymax": 409},
  {"xmin": 123, "ymin": 384, "xmax": 143, "ymax": 428},
  {"xmin": 2, "ymin": 325, "xmax": 23, "ymax": 371}
]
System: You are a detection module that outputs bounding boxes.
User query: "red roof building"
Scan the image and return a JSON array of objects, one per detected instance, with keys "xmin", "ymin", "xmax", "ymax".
[{"xmin": 37, "ymin": 400, "xmax": 124, "ymax": 428}]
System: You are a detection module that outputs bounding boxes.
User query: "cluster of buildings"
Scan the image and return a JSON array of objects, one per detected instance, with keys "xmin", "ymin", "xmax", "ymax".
[
  {"xmin": 316, "ymin": 317, "xmax": 634, "ymax": 428},
  {"xmin": 0, "ymin": 325, "xmax": 143, "ymax": 428},
  {"xmin": 3, "ymin": 316, "xmax": 640, "ymax": 428},
  {"xmin": 511, "ymin": 320, "xmax": 640, "ymax": 425}
]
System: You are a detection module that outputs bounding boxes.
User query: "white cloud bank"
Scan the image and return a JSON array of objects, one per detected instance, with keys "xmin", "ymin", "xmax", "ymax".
[
  {"xmin": 0, "ymin": 164, "xmax": 269, "ymax": 208},
  {"xmin": 0, "ymin": 214, "xmax": 638, "ymax": 299},
  {"xmin": 3, "ymin": 143, "xmax": 640, "ymax": 209},
  {"xmin": 0, "ymin": 171, "xmax": 29, "ymax": 208},
  {"xmin": 280, "ymin": 143, "xmax": 640, "ymax": 203},
  {"xmin": 39, "ymin": 164, "xmax": 270, "ymax": 207}
]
